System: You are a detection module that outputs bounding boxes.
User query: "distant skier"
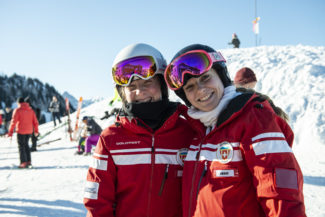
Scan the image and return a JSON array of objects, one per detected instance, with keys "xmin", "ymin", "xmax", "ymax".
[
  {"xmin": 4, "ymin": 106, "xmax": 13, "ymax": 133},
  {"xmin": 228, "ymin": 33, "xmax": 240, "ymax": 48},
  {"xmin": 49, "ymin": 96, "xmax": 62, "ymax": 127},
  {"xmin": 82, "ymin": 116, "xmax": 102, "ymax": 156},
  {"xmin": 7, "ymin": 97, "xmax": 39, "ymax": 168}
]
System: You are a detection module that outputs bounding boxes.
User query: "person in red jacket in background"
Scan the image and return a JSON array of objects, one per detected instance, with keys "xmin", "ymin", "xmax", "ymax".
[
  {"xmin": 164, "ymin": 44, "xmax": 306, "ymax": 217},
  {"xmin": 83, "ymin": 43, "xmax": 196, "ymax": 217},
  {"xmin": 234, "ymin": 67, "xmax": 257, "ymax": 89},
  {"xmin": 8, "ymin": 97, "xmax": 39, "ymax": 168}
]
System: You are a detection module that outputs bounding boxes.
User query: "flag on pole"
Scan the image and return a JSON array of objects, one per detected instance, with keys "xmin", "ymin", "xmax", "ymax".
[{"xmin": 252, "ymin": 17, "xmax": 260, "ymax": 34}]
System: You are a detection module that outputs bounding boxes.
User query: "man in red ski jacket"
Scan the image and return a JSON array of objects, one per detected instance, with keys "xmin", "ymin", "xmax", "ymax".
[{"xmin": 8, "ymin": 97, "xmax": 39, "ymax": 168}]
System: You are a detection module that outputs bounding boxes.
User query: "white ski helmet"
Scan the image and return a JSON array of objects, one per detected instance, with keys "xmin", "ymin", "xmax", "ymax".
[
  {"xmin": 112, "ymin": 43, "xmax": 167, "ymax": 81},
  {"xmin": 112, "ymin": 43, "xmax": 169, "ymax": 100}
]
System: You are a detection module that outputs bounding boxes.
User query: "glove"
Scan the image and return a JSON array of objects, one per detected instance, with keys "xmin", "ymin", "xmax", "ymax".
[{"xmin": 7, "ymin": 132, "xmax": 13, "ymax": 137}]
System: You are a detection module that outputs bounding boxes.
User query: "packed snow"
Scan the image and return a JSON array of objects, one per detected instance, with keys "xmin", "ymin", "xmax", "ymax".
[{"xmin": 1, "ymin": 44, "xmax": 325, "ymax": 217}]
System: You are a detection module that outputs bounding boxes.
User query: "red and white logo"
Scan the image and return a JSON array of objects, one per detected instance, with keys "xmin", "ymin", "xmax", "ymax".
[
  {"xmin": 176, "ymin": 148, "xmax": 188, "ymax": 166},
  {"xmin": 216, "ymin": 142, "xmax": 233, "ymax": 164}
]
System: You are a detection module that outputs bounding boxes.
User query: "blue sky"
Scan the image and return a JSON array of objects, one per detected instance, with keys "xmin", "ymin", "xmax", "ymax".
[{"xmin": 0, "ymin": 0, "xmax": 324, "ymax": 99}]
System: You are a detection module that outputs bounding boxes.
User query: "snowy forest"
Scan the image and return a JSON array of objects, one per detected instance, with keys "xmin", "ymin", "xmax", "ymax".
[{"xmin": 0, "ymin": 73, "xmax": 71, "ymax": 123}]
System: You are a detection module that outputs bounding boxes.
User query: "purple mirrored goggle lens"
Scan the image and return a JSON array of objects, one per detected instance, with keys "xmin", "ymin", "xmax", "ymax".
[
  {"xmin": 165, "ymin": 52, "xmax": 211, "ymax": 90},
  {"xmin": 112, "ymin": 56, "xmax": 157, "ymax": 86}
]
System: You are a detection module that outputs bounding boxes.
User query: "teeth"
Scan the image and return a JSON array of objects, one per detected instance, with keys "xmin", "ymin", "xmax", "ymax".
[{"xmin": 200, "ymin": 94, "xmax": 211, "ymax": 101}]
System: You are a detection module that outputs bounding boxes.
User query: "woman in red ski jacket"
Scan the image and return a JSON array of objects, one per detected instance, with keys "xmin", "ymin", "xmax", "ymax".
[
  {"xmin": 83, "ymin": 43, "xmax": 196, "ymax": 217},
  {"xmin": 164, "ymin": 44, "xmax": 306, "ymax": 217}
]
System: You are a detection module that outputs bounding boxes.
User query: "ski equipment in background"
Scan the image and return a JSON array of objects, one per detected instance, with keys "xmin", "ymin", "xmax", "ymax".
[
  {"xmin": 73, "ymin": 97, "xmax": 83, "ymax": 140},
  {"xmin": 38, "ymin": 122, "xmax": 67, "ymax": 140},
  {"xmin": 65, "ymin": 98, "xmax": 73, "ymax": 141},
  {"xmin": 37, "ymin": 138, "xmax": 62, "ymax": 147}
]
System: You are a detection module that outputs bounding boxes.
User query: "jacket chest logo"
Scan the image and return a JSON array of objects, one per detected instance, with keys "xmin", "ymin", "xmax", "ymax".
[
  {"xmin": 216, "ymin": 142, "xmax": 233, "ymax": 163},
  {"xmin": 176, "ymin": 148, "xmax": 188, "ymax": 166}
]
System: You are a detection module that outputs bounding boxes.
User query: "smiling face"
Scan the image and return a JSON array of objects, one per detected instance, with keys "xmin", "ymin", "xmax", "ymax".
[
  {"xmin": 183, "ymin": 68, "xmax": 224, "ymax": 112},
  {"xmin": 123, "ymin": 75, "xmax": 162, "ymax": 103}
]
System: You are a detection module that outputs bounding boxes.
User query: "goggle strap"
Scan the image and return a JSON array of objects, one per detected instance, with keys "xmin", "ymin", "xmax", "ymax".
[{"xmin": 208, "ymin": 52, "xmax": 226, "ymax": 63}]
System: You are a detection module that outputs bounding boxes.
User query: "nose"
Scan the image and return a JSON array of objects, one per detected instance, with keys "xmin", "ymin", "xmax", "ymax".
[{"xmin": 197, "ymin": 80, "xmax": 205, "ymax": 90}]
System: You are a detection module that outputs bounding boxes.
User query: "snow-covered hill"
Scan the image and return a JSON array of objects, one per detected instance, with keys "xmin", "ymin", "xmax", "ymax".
[
  {"xmin": 0, "ymin": 45, "xmax": 324, "ymax": 217},
  {"xmin": 62, "ymin": 91, "xmax": 105, "ymax": 110}
]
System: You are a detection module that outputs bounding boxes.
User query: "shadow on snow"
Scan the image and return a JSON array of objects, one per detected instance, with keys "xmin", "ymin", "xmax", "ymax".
[
  {"xmin": 304, "ymin": 175, "xmax": 325, "ymax": 186},
  {"xmin": 0, "ymin": 198, "xmax": 87, "ymax": 217}
]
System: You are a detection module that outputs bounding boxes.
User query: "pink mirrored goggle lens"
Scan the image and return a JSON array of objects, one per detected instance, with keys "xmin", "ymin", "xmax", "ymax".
[{"xmin": 164, "ymin": 51, "xmax": 226, "ymax": 90}]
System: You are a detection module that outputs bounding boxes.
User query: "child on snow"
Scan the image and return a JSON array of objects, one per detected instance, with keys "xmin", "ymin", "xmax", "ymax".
[{"xmin": 76, "ymin": 116, "xmax": 102, "ymax": 156}]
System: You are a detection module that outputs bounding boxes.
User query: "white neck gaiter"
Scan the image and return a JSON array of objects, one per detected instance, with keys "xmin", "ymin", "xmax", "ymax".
[{"xmin": 187, "ymin": 85, "xmax": 241, "ymax": 128}]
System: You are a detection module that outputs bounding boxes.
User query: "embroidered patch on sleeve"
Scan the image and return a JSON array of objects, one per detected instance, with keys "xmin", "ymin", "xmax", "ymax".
[
  {"xmin": 177, "ymin": 170, "xmax": 183, "ymax": 177},
  {"xmin": 84, "ymin": 181, "xmax": 99, "ymax": 199},
  {"xmin": 275, "ymin": 168, "xmax": 298, "ymax": 190}
]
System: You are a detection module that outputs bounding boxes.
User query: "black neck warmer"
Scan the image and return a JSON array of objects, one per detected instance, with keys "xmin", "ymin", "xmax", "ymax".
[{"xmin": 122, "ymin": 99, "xmax": 177, "ymax": 131}]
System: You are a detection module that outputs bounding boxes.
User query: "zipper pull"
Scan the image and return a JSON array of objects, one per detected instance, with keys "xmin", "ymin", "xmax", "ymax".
[
  {"xmin": 196, "ymin": 151, "xmax": 199, "ymax": 160},
  {"xmin": 196, "ymin": 161, "xmax": 208, "ymax": 198},
  {"xmin": 159, "ymin": 164, "xmax": 169, "ymax": 196},
  {"xmin": 151, "ymin": 136, "xmax": 155, "ymax": 153},
  {"xmin": 203, "ymin": 161, "xmax": 207, "ymax": 176}
]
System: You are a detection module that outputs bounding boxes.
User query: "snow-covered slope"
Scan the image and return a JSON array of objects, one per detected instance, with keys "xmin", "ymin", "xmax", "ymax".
[
  {"xmin": 1, "ymin": 45, "xmax": 324, "ymax": 217},
  {"xmin": 62, "ymin": 91, "xmax": 105, "ymax": 110}
]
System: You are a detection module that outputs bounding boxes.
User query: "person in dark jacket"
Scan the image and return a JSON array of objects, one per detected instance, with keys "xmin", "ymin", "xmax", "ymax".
[
  {"xmin": 7, "ymin": 97, "xmax": 39, "ymax": 168},
  {"xmin": 228, "ymin": 33, "xmax": 240, "ymax": 48},
  {"xmin": 49, "ymin": 96, "xmax": 61, "ymax": 126},
  {"xmin": 82, "ymin": 116, "xmax": 102, "ymax": 156},
  {"xmin": 4, "ymin": 106, "xmax": 13, "ymax": 133}
]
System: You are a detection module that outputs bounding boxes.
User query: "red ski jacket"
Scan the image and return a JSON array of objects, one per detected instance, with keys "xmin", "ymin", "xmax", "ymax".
[
  {"xmin": 84, "ymin": 104, "xmax": 197, "ymax": 217},
  {"xmin": 182, "ymin": 92, "xmax": 306, "ymax": 217},
  {"xmin": 8, "ymin": 103, "xmax": 39, "ymax": 136}
]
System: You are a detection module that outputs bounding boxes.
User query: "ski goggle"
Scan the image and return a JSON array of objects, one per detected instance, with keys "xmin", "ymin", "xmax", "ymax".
[
  {"xmin": 164, "ymin": 50, "xmax": 226, "ymax": 90},
  {"xmin": 112, "ymin": 56, "xmax": 158, "ymax": 86}
]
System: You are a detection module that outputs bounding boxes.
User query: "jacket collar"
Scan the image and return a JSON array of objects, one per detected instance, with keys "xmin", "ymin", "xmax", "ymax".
[
  {"xmin": 180, "ymin": 92, "xmax": 256, "ymax": 138},
  {"xmin": 18, "ymin": 102, "xmax": 30, "ymax": 109},
  {"xmin": 115, "ymin": 103, "xmax": 183, "ymax": 135},
  {"xmin": 216, "ymin": 91, "xmax": 255, "ymax": 128}
]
